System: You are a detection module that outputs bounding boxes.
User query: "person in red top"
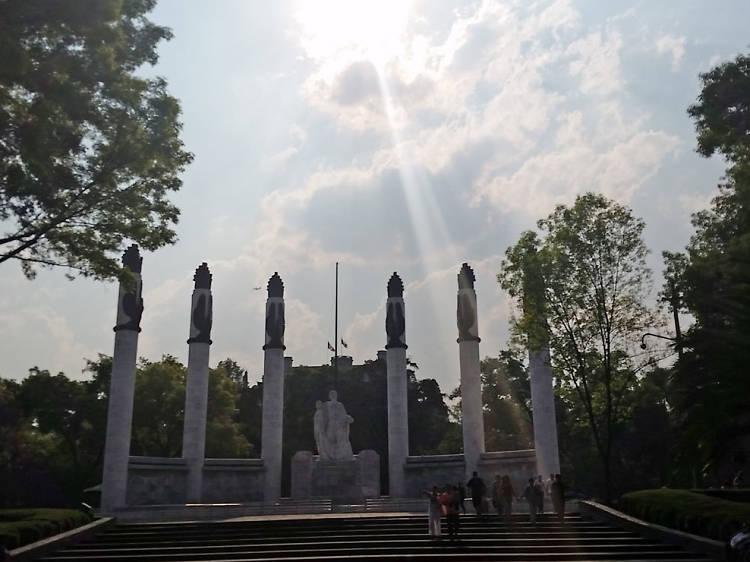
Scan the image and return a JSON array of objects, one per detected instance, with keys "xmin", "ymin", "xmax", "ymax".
[{"xmin": 439, "ymin": 485, "xmax": 461, "ymax": 540}]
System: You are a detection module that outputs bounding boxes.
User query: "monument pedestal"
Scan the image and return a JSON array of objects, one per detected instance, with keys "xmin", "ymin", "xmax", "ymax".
[{"xmin": 291, "ymin": 450, "xmax": 380, "ymax": 502}]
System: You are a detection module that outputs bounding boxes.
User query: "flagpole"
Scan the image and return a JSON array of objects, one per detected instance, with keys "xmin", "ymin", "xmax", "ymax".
[{"xmin": 334, "ymin": 261, "xmax": 338, "ymax": 389}]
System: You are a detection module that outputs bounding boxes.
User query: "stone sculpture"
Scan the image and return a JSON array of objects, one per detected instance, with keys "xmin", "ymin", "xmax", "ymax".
[{"xmin": 314, "ymin": 390, "xmax": 354, "ymax": 461}]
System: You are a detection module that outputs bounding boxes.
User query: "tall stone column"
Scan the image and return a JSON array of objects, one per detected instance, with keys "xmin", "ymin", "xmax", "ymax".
[
  {"xmin": 182, "ymin": 263, "xmax": 213, "ymax": 503},
  {"xmin": 529, "ymin": 346, "xmax": 560, "ymax": 477},
  {"xmin": 261, "ymin": 272, "xmax": 285, "ymax": 502},
  {"xmin": 457, "ymin": 263, "xmax": 485, "ymax": 479},
  {"xmin": 101, "ymin": 245, "xmax": 144, "ymax": 512},
  {"xmin": 385, "ymin": 272, "xmax": 408, "ymax": 498},
  {"xmin": 522, "ymin": 246, "xmax": 560, "ymax": 478}
]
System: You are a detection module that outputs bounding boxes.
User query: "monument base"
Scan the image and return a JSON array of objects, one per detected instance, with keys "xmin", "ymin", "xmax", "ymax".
[{"xmin": 291, "ymin": 450, "xmax": 380, "ymax": 502}]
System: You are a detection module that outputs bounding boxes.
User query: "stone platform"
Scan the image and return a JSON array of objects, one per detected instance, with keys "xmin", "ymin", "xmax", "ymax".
[{"xmin": 291, "ymin": 449, "xmax": 380, "ymax": 502}]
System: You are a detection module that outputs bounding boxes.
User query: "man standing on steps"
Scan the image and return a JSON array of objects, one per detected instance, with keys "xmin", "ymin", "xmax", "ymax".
[
  {"xmin": 466, "ymin": 471, "xmax": 486, "ymax": 516},
  {"xmin": 523, "ymin": 478, "xmax": 538, "ymax": 524},
  {"xmin": 439, "ymin": 485, "xmax": 461, "ymax": 541},
  {"xmin": 551, "ymin": 473, "xmax": 566, "ymax": 523}
]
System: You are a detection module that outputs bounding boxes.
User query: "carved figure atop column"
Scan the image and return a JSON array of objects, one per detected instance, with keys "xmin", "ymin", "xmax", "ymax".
[
  {"xmin": 188, "ymin": 262, "xmax": 213, "ymax": 344},
  {"xmin": 114, "ymin": 244, "xmax": 144, "ymax": 333},
  {"xmin": 386, "ymin": 272, "xmax": 407, "ymax": 349},
  {"xmin": 457, "ymin": 262, "xmax": 479, "ymax": 343},
  {"xmin": 263, "ymin": 272, "xmax": 285, "ymax": 350}
]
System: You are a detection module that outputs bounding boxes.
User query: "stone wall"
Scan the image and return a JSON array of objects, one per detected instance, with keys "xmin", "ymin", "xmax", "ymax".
[
  {"xmin": 478, "ymin": 450, "xmax": 538, "ymax": 494},
  {"xmin": 404, "ymin": 454, "xmax": 465, "ymax": 496},
  {"xmin": 127, "ymin": 457, "xmax": 187, "ymax": 505},
  {"xmin": 404, "ymin": 450, "xmax": 537, "ymax": 498},
  {"xmin": 126, "ymin": 456, "xmax": 265, "ymax": 505},
  {"xmin": 202, "ymin": 458, "xmax": 265, "ymax": 503}
]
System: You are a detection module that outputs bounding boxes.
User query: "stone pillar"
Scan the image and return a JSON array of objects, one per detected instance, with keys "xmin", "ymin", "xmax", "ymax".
[
  {"xmin": 529, "ymin": 348, "xmax": 560, "ymax": 477},
  {"xmin": 385, "ymin": 272, "xmax": 409, "ymax": 498},
  {"xmin": 521, "ymin": 245, "xmax": 561, "ymax": 478},
  {"xmin": 182, "ymin": 263, "xmax": 213, "ymax": 503},
  {"xmin": 261, "ymin": 272, "xmax": 285, "ymax": 502},
  {"xmin": 101, "ymin": 245, "xmax": 144, "ymax": 512},
  {"xmin": 457, "ymin": 262, "xmax": 485, "ymax": 479}
]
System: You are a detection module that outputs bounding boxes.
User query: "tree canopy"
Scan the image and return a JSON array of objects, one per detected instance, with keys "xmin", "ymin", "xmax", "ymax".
[
  {"xmin": 499, "ymin": 193, "xmax": 659, "ymax": 501},
  {"xmin": 0, "ymin": 0, "xmax": 192, "ymax": 280},
  {"xmin": 666, "ymin": 49, "xmax": 750, "ymax": 483}
]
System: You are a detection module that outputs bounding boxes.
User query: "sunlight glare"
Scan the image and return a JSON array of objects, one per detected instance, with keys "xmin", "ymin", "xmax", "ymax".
[{"xmin": 295, "ymin": 0, "xmax": 411, "ymax": 66}]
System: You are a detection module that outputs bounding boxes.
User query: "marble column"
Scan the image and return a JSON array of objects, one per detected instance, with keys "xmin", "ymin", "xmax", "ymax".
[
  {"xmin": 182, "ymin": 263, "xmax": 213, "ymax": 503},
  {"xmin": 101, "ymin": 245, "xmax": 144, "ymax": 512},
  {"xmin": 385, "ymin": 272, "xmax": 408, "ymax": 498},
  {"xmin": 457, "ymin": 262, "xmax": 485, "ymax": 479},
  {"xmin": 261, "ymin": 272, "xmax": 285, "ymax": 502},
  {"xmin": 529, "ymin": 346, "xmax": 560, "ymax": 478}
]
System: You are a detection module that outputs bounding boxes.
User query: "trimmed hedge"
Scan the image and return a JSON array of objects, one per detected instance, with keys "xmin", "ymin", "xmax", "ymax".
[
  {"xmin": 0, "ymin": 508, "xmax": 93, "ymax": 549},
  {"xmin": 694, "ymin": 488, "xmax": 750, "ymax": 504},
  {"xmin": 620, "ymin": 489, "xmax": 750, "ymax": 541}
]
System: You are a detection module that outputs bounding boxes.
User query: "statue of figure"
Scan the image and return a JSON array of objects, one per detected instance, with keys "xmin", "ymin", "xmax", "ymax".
[
  {"xmin": 314, "ymin": 390, "xmax": 354, "ymax": 461},
  {"xmin": 313, "ymin": 400, "xmax": 330, "ymax": 460}
]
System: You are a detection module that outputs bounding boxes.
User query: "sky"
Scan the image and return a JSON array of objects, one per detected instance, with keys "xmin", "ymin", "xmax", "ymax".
[{"xmin": 1, "ymin": 0, "xmax": 748, "ymax": 395}]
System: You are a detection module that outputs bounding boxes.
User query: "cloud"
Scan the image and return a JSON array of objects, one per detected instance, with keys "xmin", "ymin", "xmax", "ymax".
[
  {"xmin": 655, "ymin": 34, "xmax": 686, "ymax": 71},
  {"xmin": 567, "ymin": 29, "xmax": 624, "ymax": 96}
]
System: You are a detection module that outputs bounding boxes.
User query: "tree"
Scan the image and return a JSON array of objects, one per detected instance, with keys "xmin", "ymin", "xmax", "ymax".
[
  {"xmin": 0, "ymin": 0, "xmax": 192, "ymax": 280},
  {"xmin": 688, "ymin": 51, "xmax": 750, "ymax": 164},
  {"xmin": 130, "ymin": 356, "xmax": 186, "ymax": 457},
  {"xmin": 667, "ymin": 50, "xmax": 750, "ymax": 484},
  {"xmin": 480, "ymin": 351, "xmax": 533, "ymax": 451},
  {"xmin": 499, "ymin": 193, "xmax": 658, "ymax": 502},
  {"xmin": 205, "ymin": 363, "xmax": 252, "ymax": 458}
]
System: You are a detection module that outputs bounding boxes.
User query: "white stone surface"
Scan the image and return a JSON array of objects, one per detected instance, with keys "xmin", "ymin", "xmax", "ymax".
[
  {"xmin": 529, "ymin": 347, "xmax": 560, "ymax": 477},
  {"xmin": 101, "ymin": 328, "xmax": 139, "ymax": 512},
  {"xmin": 261, "ymin": 347, "xmax": 285, "ymax": 502},
  {"xmin": 317, "ymin": 390, "xmax": 354, "ymax": 461},
  {"xmin": 387, "ymin": 344, "xmax": 409, "ymax": 498},
  {"xmin": 101, "ymin": 272, "xmax": 142, "ymax": 512},
  {"xmin": 183, "ymin": 340, "xmax": 210, "ymax": 502},
  {"xmin": 459, "ymin": 339, "xmax": 485, "ymax": 479}
]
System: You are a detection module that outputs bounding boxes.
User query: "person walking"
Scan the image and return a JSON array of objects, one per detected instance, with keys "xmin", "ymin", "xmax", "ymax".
[
  {"xmin": 523, "ymin": 478, "xmax": 538, "ymax": 524},
  {"xmin": 551, "ymin": 473, "xmax": 566, "ymax": 522},
  {"xmin": 535, "ymin": 475, "xmax": 545, "ymax": 514},
  {"xmin": 424, "ymin": 486, "xmax": 442, "ymax": 539},
  {"xmin": 439, "ymin": 485, "xmax": 461, "ymax": 541},
  {"xmin": 466, "ymin": 471, "xmax": 487, "ymax": 516},
  {"xmin": 500, "ymin": 475, "xmax": 515, "ymax": 524},
  {"xmin": 456, "ymin": 482, "xmax": 467, "ymax": 514},
  {"xmin": 491, "ymin": 474, "xmax": 503, "ymax": 516}
]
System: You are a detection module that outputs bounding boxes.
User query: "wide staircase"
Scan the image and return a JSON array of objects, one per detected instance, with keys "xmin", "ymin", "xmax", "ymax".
[{"xmin": 39, "ymin": 512, "xmax": 713, "ymax": 561}]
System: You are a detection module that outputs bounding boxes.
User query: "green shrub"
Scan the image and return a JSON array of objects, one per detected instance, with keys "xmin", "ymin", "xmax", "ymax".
[
  {"xmin": 620, "ymin": 489, "xmax": 750, "ymax": 541},
  {"xmin": 0, "ymin": 508, "xmax": 92, "ymax": 549}
]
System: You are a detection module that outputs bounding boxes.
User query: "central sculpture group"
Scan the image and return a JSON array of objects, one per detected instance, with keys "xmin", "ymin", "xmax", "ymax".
[{"xmin": 314, "ymin": 391, "xmax": 354, "ymax": 462}]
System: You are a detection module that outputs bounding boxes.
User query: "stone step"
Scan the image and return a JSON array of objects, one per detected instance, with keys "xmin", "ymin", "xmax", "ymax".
[
  {"xmin": 38, "ymin": 513, "xmax": 712, "ymax": 562},
  {"xmin": 80, "ymin": 533, "xmax": 643, "ymax": 548}
]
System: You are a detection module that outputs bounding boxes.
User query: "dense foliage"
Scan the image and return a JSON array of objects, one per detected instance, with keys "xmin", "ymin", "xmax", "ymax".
[
  {"xmin": 619, "ymin": 489, "xmax": 750, "ymax": 541},
  {"xmin": 0, "ymin": 508, "xmax": 92, "ymax": 550},
  {"xmin": 498, "ymin": 193, "xmax": 660, "ymax": 502},
  {"xmin": 0, "ymin": 354, "xmax": 458, "ymax": 504},
  {"xmin": 665, "ymin": 50, "xmax": 750, "ymax": 485},
  {"xmin": 0, "ymin": 0, "xmax": 192, "ymax": 280}
]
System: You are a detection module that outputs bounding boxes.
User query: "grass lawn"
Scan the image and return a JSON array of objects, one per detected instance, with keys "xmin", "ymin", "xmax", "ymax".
[{"xmin": 0, "ymin": 508, "xmax": 93, "ymax": 550}]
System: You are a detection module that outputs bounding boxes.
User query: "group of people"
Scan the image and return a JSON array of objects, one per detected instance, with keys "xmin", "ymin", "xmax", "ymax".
[{"xmin": 424, "ymin": 472, "xmax": 567, "ymax": 540}]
